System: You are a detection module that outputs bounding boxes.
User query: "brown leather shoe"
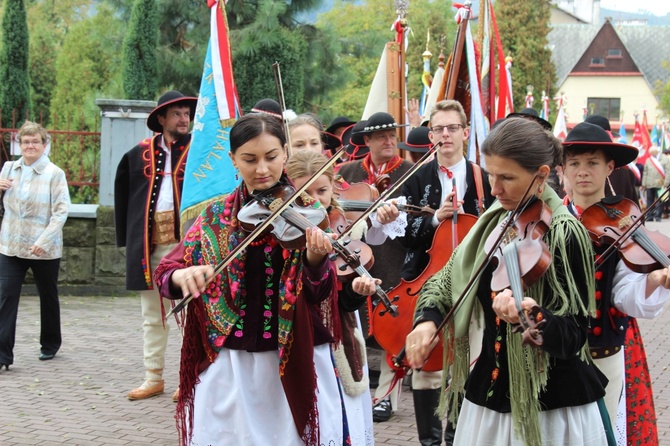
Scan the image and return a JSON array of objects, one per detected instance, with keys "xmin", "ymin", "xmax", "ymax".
[
  {"xmin": 127, "ymin": 380, "xmax": 164, "ymax": 400},
  {"xmin": 172, "ymin": 387, "xmax": 180, "ymax": 403}
]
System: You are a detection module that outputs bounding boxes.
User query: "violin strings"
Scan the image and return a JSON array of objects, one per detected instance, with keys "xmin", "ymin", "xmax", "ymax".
[{"xmin": 632, "ymin": 231, "xmax": 670, "ymax": 268}]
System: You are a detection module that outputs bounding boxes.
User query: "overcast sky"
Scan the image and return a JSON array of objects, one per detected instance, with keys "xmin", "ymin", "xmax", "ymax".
[{"xmin": 600, "ymin": 0, "xmax": 670, "ymax": 15}]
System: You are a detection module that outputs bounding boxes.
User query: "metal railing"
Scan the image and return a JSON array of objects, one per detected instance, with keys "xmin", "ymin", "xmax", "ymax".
[{"xmin": 0, "ymin": 110, "xmax": 101, "ymax": 204}]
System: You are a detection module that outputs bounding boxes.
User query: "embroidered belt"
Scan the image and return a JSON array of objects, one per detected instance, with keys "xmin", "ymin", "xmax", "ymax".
[
  {"xmin": 152, "ymin": 210, "xmax": 178, "ymax": 245},
  {"xmin": 590, "ymin": 345, "xmax": 621, "ymax": 359}
]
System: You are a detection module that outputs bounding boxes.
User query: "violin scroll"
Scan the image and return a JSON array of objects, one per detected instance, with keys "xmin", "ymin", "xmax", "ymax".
[{"xmin": 512, "ymin": 305, "xmax": 546, "ymax": 347}]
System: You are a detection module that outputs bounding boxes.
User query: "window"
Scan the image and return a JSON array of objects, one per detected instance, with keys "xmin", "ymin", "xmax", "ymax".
[
  {"xmin": 607, "ymin": 49, "xmax": 622, "ymax": 58},
  {"xmin": 587, "ymin": 98, "xmax": 621, "ymax": 121},
  {"xmin": 590, "ymin": 57, "xmax": 605, "ymax": 67}
]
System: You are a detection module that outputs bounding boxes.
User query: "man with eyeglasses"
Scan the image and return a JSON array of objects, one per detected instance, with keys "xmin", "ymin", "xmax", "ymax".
[
  {"xmin": 398, "ymin": 99, "xmax": 493, "ymax": 446},
  {"xmin": 114, "ymin": 90, "xmax": 197, "ymax": 402}
]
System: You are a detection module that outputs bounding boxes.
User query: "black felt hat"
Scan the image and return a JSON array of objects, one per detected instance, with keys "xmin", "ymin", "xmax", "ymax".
[
  {"xmin": 343, "ymin": 121, "xmax": 370, "ymax": 159},
  {"xmin": 147, "ymin": 90, "xmax": 198, "ymax": 133},
  {"xmin": 356, "ymin": 112, "xmax": 408, "ymax": 134},
  {"xmin": 251, "ymin": 98, "xmax": 283, "ymax": 119},
  {"xmin": 322, "ymin": 131, "xmax": 342, "ymax": 154},
  {"xmin": 507, "ymin": 107, "xmax": 552, "ymax": 131},
  {"xmin": 562, "ymin": 122, "xmax": 638, "ymax": 168},
  {"xmin": 326, "ymin": 116, "xmax": 356, "ymax": 135},
  {"xmin": 398, "ymin": 126, "xmax": 431, "ymax": 153},
  {"xmin": 584, "ymin": 114, "xmax": 611, "ymax": 132}
]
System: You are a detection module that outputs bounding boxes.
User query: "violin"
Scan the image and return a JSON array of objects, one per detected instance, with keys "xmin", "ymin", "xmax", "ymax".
[
  {"xmin": 580, "ymin": 196, "xmax": 670, "ymax": 273},
  {"xmin": 338, "ymin": 199, "xmax": 435, "ymax": 217},
  {"xmin": 327, "ymin": 207, "xmax": 376, "ymax": 281},
  {"xmin": 165, "ymin": 149, "xmax": 345, "ymax": 319},
  {"xmin": 484, "ymin": 196, "xmax": 552, "ymax": 347},
  {"xmin": 238, "ymin": 183, "xmax": 399, "ymax": 317},
  {"xmin": 375, "ymin": 213, "xmax": 478, "ymax": 371},
  {"xmin": 238, "ymin": 184, "xmax": 329, "ymax": 249},
  {"xmin": 332, "ymin": 180, "xmax": 380, "ymax": 223},
  {"xmin": 397, "ymin": 178, "xmax": 551, "ymax": 369}
]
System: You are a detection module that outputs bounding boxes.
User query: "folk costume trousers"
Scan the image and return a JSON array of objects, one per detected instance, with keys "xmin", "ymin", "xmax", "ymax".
[{"xmin": 140, "ymin": 243, "xmax": 177, "ymax": 375}]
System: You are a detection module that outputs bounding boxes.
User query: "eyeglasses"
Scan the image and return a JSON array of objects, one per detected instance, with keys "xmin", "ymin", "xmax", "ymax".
[
  {"xmin": 431, "ymin": 124, "xmax": 464, "ymax": 134},
  {"xmin": 20, "ymin": 140, "xmax": 44, "ymax": 147}
]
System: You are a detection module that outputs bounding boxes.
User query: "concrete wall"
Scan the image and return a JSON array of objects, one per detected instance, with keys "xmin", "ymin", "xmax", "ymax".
[{"xmin": 23, "ymin": 204, "xmax": 132, "ymax": 296}]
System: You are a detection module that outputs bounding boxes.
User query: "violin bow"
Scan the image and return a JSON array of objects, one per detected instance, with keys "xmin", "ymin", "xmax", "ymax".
[
  {"xmin": 592, "ymin": 184, "xmax": 670, "ymax": 271},
  {"xmin": 451, "ymin": 178, "xmax": 458, "ymax": 249},
  {"xmin": 337, "ymin": 141, "xmax": 443, "ymax": 240},
  {"xmin": 272, "ymin": 62, "xmax": 293, "ymax": 158},
  {"xmin": 165, "ymin": 146, "xmax": 346, "ymax": 319},
  {"xmin": 395, "ymin": 174, "xmax": 544, "ymax": 368}
]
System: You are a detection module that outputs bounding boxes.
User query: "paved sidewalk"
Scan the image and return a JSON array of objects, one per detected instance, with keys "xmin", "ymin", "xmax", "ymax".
[{"xmin": 1, "ymin": 222, "xmax": 669, "ymax": 445}]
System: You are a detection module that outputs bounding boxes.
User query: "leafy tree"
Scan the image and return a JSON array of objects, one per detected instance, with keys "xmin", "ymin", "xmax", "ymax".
[
  {"xmin": 26, "ymin": 0, "xmax": 97, "ymax": 123},
  {"xmin": 0, "ymin": 0, "xmax": 30, "ymax": 128},
  {"xmin": 658, "ymin": 61, "xmax": 670, "ymax": 117},
  {"xmin": 230, "ymin": 0, "xmax": 313, "ymax": 112},
  {"xmin": 494, "ymin": 0, "xmax": 556, "ymax": 111},
  {"xmin": 233, "ymin": 25, "xmax": 307, "ymax": 112},
  {"xmin": 154, "ymin": 0, "xmax": 209, "ymax": 96},
  {"xmin": 122, "ymin": 0, "xmax": 159, "ymax": 100},
  {"xmin": 317, "ymin": 0, "xmax": 455, "ymax": 121},
  {"xmin": 50, "ymin": 4, "xmax": 125, "ymax": 131}
]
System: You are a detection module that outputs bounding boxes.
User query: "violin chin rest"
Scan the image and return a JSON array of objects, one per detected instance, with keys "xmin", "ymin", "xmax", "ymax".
[{"xmin": 601, "ymin": 196, "xmax": 624, "ymax": 205}]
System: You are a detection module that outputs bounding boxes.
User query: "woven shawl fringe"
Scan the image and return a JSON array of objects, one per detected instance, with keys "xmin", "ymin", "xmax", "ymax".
[
  {"xmin": 423, "ymin": 189, "xmax": 596, "ymax": 446},
  {"xmin": 176, "ymin": 298, "xmax": 214, "ymax": 446}
]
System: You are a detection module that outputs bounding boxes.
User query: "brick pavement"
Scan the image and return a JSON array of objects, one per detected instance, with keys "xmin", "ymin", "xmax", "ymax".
[{"xmin": 1, "ymin": 222, "xmax": 669, "ymax": 445}]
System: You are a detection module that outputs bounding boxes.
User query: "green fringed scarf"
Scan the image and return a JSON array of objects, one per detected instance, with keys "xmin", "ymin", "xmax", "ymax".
[{"xmin": 417, "ymin": 187, "xmax": 596, "ymax": 446}]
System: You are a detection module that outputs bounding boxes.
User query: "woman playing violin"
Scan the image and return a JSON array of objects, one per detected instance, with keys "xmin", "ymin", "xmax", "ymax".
[
  {"xmin": 286, "ymin": 149, "xmax": 393, "ymax": 445},
  {"xmin": 562, "ymin": 122, "xmax": 670, "ymax": 444},
  {"xmin": 153, "ymin": 114, "xmax": 347, "ymax": 446},
  {"xmin": 407, "ymin": 118, "xmax": 611, "ymax": 445}
]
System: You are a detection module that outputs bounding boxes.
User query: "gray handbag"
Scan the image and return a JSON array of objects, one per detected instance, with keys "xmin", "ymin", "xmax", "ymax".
[{"xmin": 0, "ymin": 161, "xmax": 13, "ymax": 219}]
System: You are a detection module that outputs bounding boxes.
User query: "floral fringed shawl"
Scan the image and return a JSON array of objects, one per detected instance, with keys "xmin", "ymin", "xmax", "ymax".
[
  {"xmin": 416, "ymin": 187, "xmax": 596, "ymax": 446},
  {"xmin": 154, "ymin": 183, "xmax": 339, "ymax": 446}
]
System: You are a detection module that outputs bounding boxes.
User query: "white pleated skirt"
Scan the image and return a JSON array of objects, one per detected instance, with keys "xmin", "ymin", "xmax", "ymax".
[
  {"xmin": 190, "ymin": 345, "xmax": 343, "ymax": 446},
  {"xmin": 453, "ymin": 399, "xmax": 608, "ymax": 446},
  {"xmin": 337, "ymin": 311, "xmax": 374, "ymax": 445}
]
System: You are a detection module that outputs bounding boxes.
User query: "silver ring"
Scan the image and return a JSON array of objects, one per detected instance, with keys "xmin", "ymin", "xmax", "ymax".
[{"xmin": 502, "ymin": 312, "xmax": 508, "ymax": 318}]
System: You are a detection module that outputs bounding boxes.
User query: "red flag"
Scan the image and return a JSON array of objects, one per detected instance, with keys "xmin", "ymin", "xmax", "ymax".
[
  {"xmin": 490, "ymin": 2, "xmax": 512, "ymax": 119},
  {"xmin": 641, "ymin": 111, "xmax": 653, "ymax": 149},
  {"xmin": 633, "ymin": 113, "xmax": 652, "ymax": 165}
]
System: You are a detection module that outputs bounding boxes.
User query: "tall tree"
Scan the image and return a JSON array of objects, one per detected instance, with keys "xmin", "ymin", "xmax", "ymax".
[
  {"xmin": 122, "ymin": 0, "xmax": 159, "ymax": 100},
  {"xmin": 0, "ymin": 0, "xmax": 30, "ymax": 128},
  {"xmin": 50, "ymin": 5, "xmax": 125, "ymax": 131},
  {"xmin": 658, "ymin": 61, "xmax": 670, "ymax": 117},
  {"xmin": 231, "ymin": 0, "xmax": 308, "ymax": 112},
  {"xmin": 26, "ymin": 0, "xmax": 96, "ymax": 123},
  {"xmin": 494, "ymin": 0, "xmax": 556, "ymax": 112},
  {"xmin": 317, "ymin": 0, "xmax": 455, "ymax": 120}
]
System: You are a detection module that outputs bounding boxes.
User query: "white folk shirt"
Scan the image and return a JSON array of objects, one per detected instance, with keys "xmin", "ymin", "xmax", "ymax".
[
  {"xmin": 431, "ymin": 157, "xmax": 467, "ymax": 227},
  {"xmin": 156, "ymin": 138, "xmax": 174, "ymax": 212}
]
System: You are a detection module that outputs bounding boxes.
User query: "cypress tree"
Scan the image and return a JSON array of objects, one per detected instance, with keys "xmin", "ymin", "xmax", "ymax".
[
  {"xmin": 0, "ymin": 0, "xmax": 31, "ymax": 128},
  {"xmin": 121, "ymin": 0, "xmax": 158, "ymax": 100}
]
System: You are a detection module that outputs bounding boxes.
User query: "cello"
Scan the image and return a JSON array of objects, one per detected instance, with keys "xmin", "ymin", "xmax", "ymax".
[{"xmin": 373, "ymin": 180, "xmax": 477, "ymax": 371}]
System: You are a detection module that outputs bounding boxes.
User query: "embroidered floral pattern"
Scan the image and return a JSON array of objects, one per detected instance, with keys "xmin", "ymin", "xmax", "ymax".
[
  {"xmin": 486, "ymin": 290, "xmax": 502, "ymax": 399},
  {"xmin": 179, "ymin": 186, "xmax": 304, "ymax": 358}
]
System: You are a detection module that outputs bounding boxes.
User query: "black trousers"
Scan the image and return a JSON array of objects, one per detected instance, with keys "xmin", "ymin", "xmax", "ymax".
[
  {"xmin": 0, "ymin": 254, "xmax": 61, "ymax": 365},
  {"xmin": 645, "ymin": 188, "xmax": 662, "ymax": 221}
]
